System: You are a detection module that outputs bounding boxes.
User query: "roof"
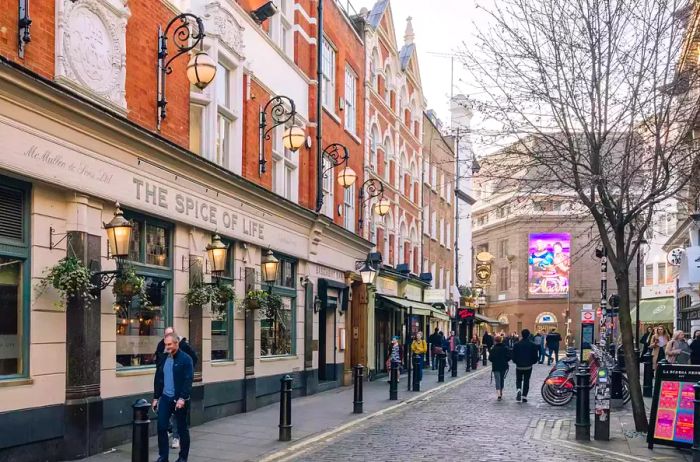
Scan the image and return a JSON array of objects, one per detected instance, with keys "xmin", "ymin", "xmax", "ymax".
[
  {"xmin": 367, "ymin": 0, "xmax": 389, "ymax": 28},
  {"xmin": 399, "ymin": 43, "xmax": 415, "ymax": 71}
]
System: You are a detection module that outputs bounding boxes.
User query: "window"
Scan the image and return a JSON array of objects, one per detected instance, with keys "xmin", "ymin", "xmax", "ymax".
[
  {"xmin": 215, "ymin": 62, "xmax": 234, "ymax": 167},
  {"xmin": 431, "ymin": 165, "xmax": 437, "ymax": 188},
  {"xmin": 439, "ymin": 172, "xmax": 444, "ymax": 198},
  {"xmin": 447, "ymin": 179, "xmax": 452, "ymax": 204},
  {"xmin": 322, "ymin": 155, "xmax": 334, "ymax": 219},
  {"xmin": 212, "ymin": 240, "xmax": 235, "ymax": 361},
  {"xmin": 189, "ymin": 104, "xmax": 204, "ymax": 155},
  {"xmin": 117, "ymin": 211, "xmax": 172, "ymax": 368},
  {"xmin": 322, "ymin": 39, "xmax": 336, "ymax": 110},
  {"xmin": 344, "ymin": 184, "xmax": 355, "ymax": 232},
  {"xmin": 0, "ymin": 180, "xmax": 29, "ymax": 379},
  {"xmin": 499, "ymin": 239, "xmax": 509, "ymax": 258},
  {"xmin": 645, "ymin": 264, "xmax": 654, "ymax": 286},
  {"xmin": 423, "ymin": 259, "xmax": 429, "ymax": 273},
  {"xmin": 431, "ymin": 212, "xmax": 437, "ymax": 239},
  {"xmin": 476, "ymin": 243, "xmax": 489, "ymax": 254},
  {"xmin": 439, "ymin": 267, "xmax": 444, "ymax": 289},
  {"xmin": 272, "ymin": 126, "xmax": 298, "ymax": 202},
  {"xmin": 422, "ymin": 206, "xmax": 429, "ymax": 235},
  {"xmin": 499, "ymin": 267, "xmax": 510, "ymax": 291},
  {"xmin": 445, "ymin": 270, "xmax": 451, "ymax": 294},
  {"xmin": 658, "ymin": 263, "xmax": 666, "ymax": 285},
  {"xmin": 446, "ymin": 225, "xmax": 451, "ymax": 249},
  {"xmin": 439, "ymin": 218, "xmax": 444, "ymax": 245},
  {"xmin": 423, "ymin": 160, "xmax": 430, "ymax": 186},
  {"xmin": 261, "ymin": 253, "xmax": 297, "ymax": 356},
  {"xmin": 344, "ymin": 67, "xmax": 357, "ymax": 134}
]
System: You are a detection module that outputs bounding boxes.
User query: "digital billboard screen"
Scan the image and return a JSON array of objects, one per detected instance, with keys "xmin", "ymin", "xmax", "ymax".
[{"xmin": 528, "ymin": 233, "xmax": 570, "ymax": 297}]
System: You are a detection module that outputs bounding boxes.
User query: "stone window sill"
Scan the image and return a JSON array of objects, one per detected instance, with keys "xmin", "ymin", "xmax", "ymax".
[
  {"xmin": 260, "ymin": 355, "xmax": 299, "ymax": 362},
  {"xmin": 0, "ymin": 377, "xmax": 33, "ymax": 388},
  {"xmin": 116, "ymin": 367, "xmax": 155, "ymax": 377}
]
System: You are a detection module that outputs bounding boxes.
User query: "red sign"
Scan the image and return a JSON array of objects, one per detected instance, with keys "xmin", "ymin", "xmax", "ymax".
[
  {"xmin": 458, "ymin": 309, "xmax": 475, "ymax": 319},
  {"xmin": 581, "ymin": 311, "xmax": 595, "ymax": 324}
]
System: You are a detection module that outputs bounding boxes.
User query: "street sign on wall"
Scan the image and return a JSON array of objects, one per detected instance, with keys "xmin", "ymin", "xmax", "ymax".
[{"xmin": 581, "ymin": 311, "xmax": 595, "ymax": 324}]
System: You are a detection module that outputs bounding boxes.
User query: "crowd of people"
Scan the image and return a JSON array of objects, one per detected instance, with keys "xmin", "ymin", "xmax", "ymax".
[{"xmin": 639, "ymin": 325, "xmax": 700, "ymax": 369}]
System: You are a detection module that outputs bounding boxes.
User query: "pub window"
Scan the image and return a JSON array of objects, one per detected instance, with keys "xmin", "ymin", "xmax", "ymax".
[
  {"xmin": 212, "ymin": 239, "xmax": 235, "ymax": 361},
  {"xmin": 261, "ymin": 253, "xmax": 297, "ymax": 356},
  {"xmin": 0, "ymin": 180, "xmax": 30, "ymax": 379},
  {"xmin": 116, "ymin": 211, "xmax": 173, "ymax": 368}
]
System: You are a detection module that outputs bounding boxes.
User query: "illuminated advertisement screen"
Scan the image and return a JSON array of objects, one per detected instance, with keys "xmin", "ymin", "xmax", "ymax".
[
  {"xmin": 528, "ymin": 233, "xmax": 570, "ymax": 297},
  {"xmin": 653, "ymin": 380, "xmax": 695, "ymax": 444}
]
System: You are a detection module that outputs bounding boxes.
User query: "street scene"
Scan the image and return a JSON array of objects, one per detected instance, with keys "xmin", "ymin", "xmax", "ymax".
[{"xmin": 1, "ymin": 0, "xmax": 700, "ymax": 461}]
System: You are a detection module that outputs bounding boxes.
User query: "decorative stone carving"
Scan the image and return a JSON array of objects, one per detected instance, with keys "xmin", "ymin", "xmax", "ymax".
[
  {"xmin": 204, "ymin": 1, "xmax": 245, "ymax": 58},
  {"xmin": 55, "ymin": 0, "xmax": 130, "ymax": 113}
]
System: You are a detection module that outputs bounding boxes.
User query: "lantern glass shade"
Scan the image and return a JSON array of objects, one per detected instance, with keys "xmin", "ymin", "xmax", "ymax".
[
  {"xmin": 261, "ymin": 248, "xmax": 280, "ymax": 284},
  {"xmin": 374, "ymin": 197, "xmax": 391, "ymax": 216},
  {"xmin": 104, "ymin": 203, "xmax": 132, "ymax": 259},
  {"xmin": 359, "ymin": 260, "xmax": 378, "ymax": 285},
  {"xmin": 186, "ymin": 51, "xmax": 217, "ymax": 90},
  {"xmin": 337, "ymin": 166, "xmax": 357, "ymax": 188},
  {"xmin": 206, "ymin": 234, "xmax": 228, "ymax": 274},
  {"xmin": 282, "ymin": 125, "xmax": 305, "ymax": 152}
]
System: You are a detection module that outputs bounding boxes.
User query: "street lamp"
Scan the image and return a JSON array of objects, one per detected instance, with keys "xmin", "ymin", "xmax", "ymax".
[
  {"xmin": 358, "ymin": 179, "xmax": 389, "ymax": 232},
  {"xmin": 103, "ymin": 203, "xmax": 132, "ymax": 261},
  {"xmin": 156, "ymin": 13, "xmax": 216, "ymax": 130},
  {"xmin": 316, "ymin": 143, "xmax": 356, "ymax": 212},
  {"xmin": 259, "ymin": 95, "xmax": 305, "ymax": 175},
  {"xmin": 261, "ymin": 248, "xmax": 280, "ymax": 287},
  {"xmin": 206, "ymin": 234, "xmax": 228, "ymax": 279},
  {"xmin": 359, "ymin": 258, "xmax": 378, "ymax": 285}
]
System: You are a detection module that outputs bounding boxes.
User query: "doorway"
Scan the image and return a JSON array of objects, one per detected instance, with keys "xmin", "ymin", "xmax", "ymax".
[{"xmin": 318, "ymin": 296, "xmax": 338, "ymax": 382}]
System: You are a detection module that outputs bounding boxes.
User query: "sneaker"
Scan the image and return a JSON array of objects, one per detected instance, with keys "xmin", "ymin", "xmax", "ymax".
[
  {"xmin": 497, "ymin": 396, "xmax": 502, "ymax": 401},
  {"xmin": 516, "ymin": 389, "xmax": 522, "ymax": 402},
  {"xmin": 522, "ymin": 397, "xmax": 528, "ymax": 403},
  {"xmin": 171, "ymin": 437, "xmax": 180, "ymax": 449}
]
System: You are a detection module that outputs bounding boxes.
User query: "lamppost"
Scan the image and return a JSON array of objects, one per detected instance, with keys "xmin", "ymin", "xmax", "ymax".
[
  {"xmin": 357, "ymin": 179, "xmax": 390, "ymax": 232},
  {"xmin": 156, "ymin": 13, "xmax": 217, "ymax": 130},
  {"xmin": 261, "ymin": 248, "xmax": 281, "ymax": 291},
  {"xmin": 358, "ymin": 256, "xmax": 379, "ymax": 286},
  {"xmin": 258, "ymin": 96, "xmax": 305, "ymax": 176},
  {"xmin": 315, "ymin": 143, "xmax": 357, "ymax": 212},
  {"xmin": 206, "ymin": 234, "xmax": 228, "ymax": 284},
  {"xmin": 92, "ymin": 204, "xmax": 133, "ymax": 290}
]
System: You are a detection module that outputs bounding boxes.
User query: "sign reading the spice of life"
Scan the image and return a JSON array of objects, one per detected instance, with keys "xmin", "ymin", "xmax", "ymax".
[{"xmin": 647, "ymin": 363, "xmax": 700, "ymax": 449}]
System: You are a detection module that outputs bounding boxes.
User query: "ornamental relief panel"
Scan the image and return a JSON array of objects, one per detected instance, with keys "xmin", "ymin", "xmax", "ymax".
[
  {"xmin": 56, "ymin": 0, "xmax": 130, "ymax": 112},
  {"xmin": 203, "ymin": 1, "xmax": 245, "ymax": 58}
]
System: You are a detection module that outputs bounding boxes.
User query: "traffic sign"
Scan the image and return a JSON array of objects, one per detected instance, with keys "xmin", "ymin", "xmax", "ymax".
[{"xmin": 581, "ymin": 311, "xmax": 595, "ymax": 324}]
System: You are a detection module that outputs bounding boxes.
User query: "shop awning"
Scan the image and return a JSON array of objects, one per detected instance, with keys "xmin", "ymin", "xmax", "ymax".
[
  {"xmin": 475, "ymin": 313, "xmax": 501, "ymax": 325},
  {"xmin": 630, "ymin": 297, "xmax": 675, "ymax": 323},
  {"xmin": 377, "ymin": 295, "xmax": 449, "ymax": 320}
]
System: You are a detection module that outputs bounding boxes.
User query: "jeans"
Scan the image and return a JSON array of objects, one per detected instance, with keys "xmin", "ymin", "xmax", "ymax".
[
  {"xmin": 493, "ymin": 370, "xmax": 506, "ymax": 391},
  {"xmin": 515, "ymin": 368, "xmax": 533, "ymax": 397},
  {"xmin": 416, "ymin": 355, "xmax": 424, "ymax": 381},
  {"xmin": 158, "ymin": 396, "xmax": 189, "ymax": 461},
  {"xmin": 538, "ymin": 344, "xmax": 545, "ymax": 363}
]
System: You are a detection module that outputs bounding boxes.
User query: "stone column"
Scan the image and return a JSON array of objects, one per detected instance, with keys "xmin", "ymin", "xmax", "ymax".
[
  {"xmin": 243, "ymin": 267, "xmax": 257, "ymax": 412},
  {"xmin": 304, "ymin": 280, "xmax": 317, "ymax": 396},
  {"xmin": 188, "ymin": 256, "xmax": 204, "ymax": 425}
]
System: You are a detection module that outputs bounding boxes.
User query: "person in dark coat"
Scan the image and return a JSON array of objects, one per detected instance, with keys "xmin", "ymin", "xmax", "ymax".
[
  {"xmin": 488, "ymin": 335, "xmax": 511, "ymax": 400},
  {"xmin": 690, "ymin": 331, "xmax": 700, "ymax": 365},
  {"xmin": 512, "ymin": 329, "xmax": 539, "ymax": 403},
  {"xmin": 429, "ymin": 328, "xmax": 442, "ymax": 370},
  {"xmin": 545, "ymin": 328, "xmax": 562, "ymax": 365},
  {"xmin": 640, "ymin": 326, "xmax": 654, "ymax": 359}
]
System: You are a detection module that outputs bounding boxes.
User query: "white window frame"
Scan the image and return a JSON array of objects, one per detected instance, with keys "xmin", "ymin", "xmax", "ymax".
[
  {"xmin": 423, "ymin": 160, "xmax": 430, "ymax": 186},
  {"xmin": 344, "ymin": 66, "xmax": 357, "ymax": 134},
  {"xmin": 422, "ymin": 206, "xmax": 429, "ymax": 235},
  {"xmin": 322, "ymin": 38, "xmax": 336, "ymax": 112},
  {"xmin": 439, "ymin": 218, "xmax": 444, "ymax": 245},
  {"xmin": 431, "ymin": 211, "xmax": 437, "ymax": 239},
  {"xmin": 271, "ymin": 125, "xmax": 299, "ymax": 203},
  {"xmin": 322, "ymin": 155, "xmax": 334, "ymax": 219},
  {"xmin": 268, "ymin": 0, "xmax": 294, "ymax": 58},
  {"xmin": 344, "ymin": 184, "xmax": 355, "ymax": 232},
  {"xmin": 446, "ymin": 224, "xmax": 451, "ymax": 249}
]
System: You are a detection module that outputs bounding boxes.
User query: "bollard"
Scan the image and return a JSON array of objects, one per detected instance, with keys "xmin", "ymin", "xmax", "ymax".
[
  {"xmin": 353, "ymin": 364, "xmax": 364, "ymax": 414},
  {"xmin": 389, "ymin": 360, "xmax": 398, "ymax": 400},
  {"xmin": 131, "ymin": 399, "xmax": 151, "ymax": 462},
  {"xmin": 471, "ymin": 345, "xmax": 479, "ymax": 370},
  {"xmin": 610, "ymin": 362, "xmax": 623, "ymax": 408},
  {"xmin": 482, "ymin": 346, "xmax": 488, "ymax": 366},
  {"xmin": 412, "ymin": 354, "xmax": 421, "ymax": 392},
  {"xmin": 575, "ymin": 362, "xmax": 591, "ymax": 441},
  {"xmin": 465, "ymin": 345, "xmax": 472, "ymax": 372},
  {"xmin": 438, "ymin": 353, "xmax": 446, "ymax": 382},
  {"xmin": 451, "ymin": 350, "xmax": 458, "ymax": 378},
  {"xmin": 642, "ymin": 351, "xmax": 653, "ymax": 398},
  {"xmin": 279, "ymin": 375, "xmax": 293, "ymax": 442},
  {"xmin": 693, "ymin": 382, "xmax": 700, "ymax": 462}
]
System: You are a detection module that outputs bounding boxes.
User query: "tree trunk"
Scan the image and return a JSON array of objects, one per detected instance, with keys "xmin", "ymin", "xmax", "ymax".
[{"xmin": 615, "ymin": 258, "xmax": 649, "ymax": 432}]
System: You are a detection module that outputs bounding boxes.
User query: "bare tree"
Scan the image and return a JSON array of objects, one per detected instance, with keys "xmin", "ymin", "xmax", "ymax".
[{"xmin": 461, "ymin": 0, "xmax": 700, "ymax": 430}]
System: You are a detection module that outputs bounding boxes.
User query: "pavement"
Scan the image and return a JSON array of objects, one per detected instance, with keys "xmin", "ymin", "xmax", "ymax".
[{"xmin": 86, "ymin": 361, "xmax": 691, "ymax": 462}]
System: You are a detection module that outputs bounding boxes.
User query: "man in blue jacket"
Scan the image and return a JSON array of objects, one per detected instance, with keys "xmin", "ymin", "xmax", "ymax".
[
  {"xmin": 512, "ymin": 329, "xmax": 539, "ymax": 403},
  {"xmin": 152, "ymin": 332, "xmax": 194, "ymax": 462}
]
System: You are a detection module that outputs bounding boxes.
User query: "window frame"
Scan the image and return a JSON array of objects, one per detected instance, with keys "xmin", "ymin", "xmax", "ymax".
[
  {"xmin": 321, "ymin": 38, "xmax": 337, "ymax": 112},
  {"xmin": 344, "ymin": 66, "xmax": 357, "ymax": 134},
  {"xmin": 211, "ymin": 239, "xmax": 235, "ymax": 362},
  {"xmin": 344, "ymin": 183, "xmax": 355, "ymax": 232},
  {"xmin": 261, "ymin": 253, "xmax": 297, "ymax": 357}
]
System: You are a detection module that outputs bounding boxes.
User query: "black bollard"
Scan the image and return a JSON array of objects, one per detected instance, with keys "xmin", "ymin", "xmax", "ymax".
[
  {"xmin": 575, "ymin": 362, "xmax": 591, "ymax": 441},
  {"xmin": 389, "ymin": 360, "xmax": 398, "ymax": 400},
  {"xmin": 471, "ymin": 346, "xmax": 479, "ymax": 370},
  {"xmin": 465, "ymin": 345, "xmax": 472, "ymax": 372},
  {"xmin": 279, "ymin": 375, "xmax": 293, "ymax": 441},
  {"xmin": 353, "ymin": 364, "xmax": 364, "ymax": 414},
  {"xmin": 693, "ymin": 382, "xmax": 700, "ymax": 462},
  {"xmin": 451, "ymin": 350, "xmax": 458, "ymax": 378},
  {"xmin": 482, "ymin": 346, "xmax": 488, "ymax": 366},
  {"xmin": 642, "ymin": 351, "xmax": 653, "ymax": 398},
  {"xmin": 438, "ymin": 353, "xmax": 446, "ymax": 382},
  {"xmin": 412, "ymin": 354, "xmax": 421, "ymax": 392},
  {"xmin": 610, "ymin": 362, "xmax": 623, "ymax": 408},
  {"xmin": 131, "ymin": 399, "xmax": 151, "ymax": 462}
]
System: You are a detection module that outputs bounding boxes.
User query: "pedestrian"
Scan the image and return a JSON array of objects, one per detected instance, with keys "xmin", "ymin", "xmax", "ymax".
[
  {"xmin": 429, "ymin": 327, "xmax": 442, "ymax": 370},
  {"xmin": 411, "ymin": 331, "xmax": 427, "ymax": 382},
  {"xmin": 505, "ymin": 331, "xmax": 518, "ymax": 351},
  {"xmin": 650, "ymin": 325, "xmax": 670, "ymax": 370},
  {"xmin": 512, "ymin": 329, "xmax": 539, "ymax": 403},
  {"xmin": 533, "ymin": 330, "xmax": 545, "ymax": 364},
  {"xmin": 470, "ymin": 335, "xmax": 480, "ymax": 369},
  {"xmin": 489, "ymin": 335, "xmax": 510, "ymax": 401},
  {"xmin": 666, "ymin": 330, "xmax": 691, "ymax": 364},
  {"xmin": 386, "ymin": 336, "xmax": 401, "ymax": 382},
  {"xmin": 545, "ymin": 328, "xmax": 562, "ymax": 365},
  {"xmin": 690, "ymin": 331, "xmax": 700, "ymax": 365},
  {"xmin": 640, "ymin": 326, "xmax": 653, "ymax": 358},
  {"xmin": 482, "ymin": 330, "xmax": 494, "ymax": 351},
  {"xmin": 153, "ymin": 331, "xmax": 194, "ymax": 462},
  {"xmin": 446, "ymin": 330, "xmax": 460, "ymax": 371},
  {"xmin": 153, "ymin": 327, "xmax": 198, "ymax": 450}
]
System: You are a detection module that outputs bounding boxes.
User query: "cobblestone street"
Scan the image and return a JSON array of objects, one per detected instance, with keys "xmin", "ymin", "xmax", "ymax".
[{"xmin": 284, "ymin": 363, "xmax": 687, "ymax": 462}]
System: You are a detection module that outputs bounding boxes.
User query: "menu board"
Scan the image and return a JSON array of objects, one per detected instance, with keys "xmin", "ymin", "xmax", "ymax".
[{"xmin": 648, "ymin": 364, "xmax": 700, "ymax": 449}]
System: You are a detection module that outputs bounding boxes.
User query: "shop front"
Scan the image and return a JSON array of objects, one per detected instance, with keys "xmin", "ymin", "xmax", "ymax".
[{"xmin": 633, "ymin": 297, "xmax": 675, "ymax": 334}]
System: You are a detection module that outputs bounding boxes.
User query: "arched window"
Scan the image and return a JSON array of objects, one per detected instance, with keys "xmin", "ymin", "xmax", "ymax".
[
  {"xmin": 384, "ymin": 136, "xmax": 394, "ymax": 184},
  {"xmin": 370, "ymin": 125, "xmax": 380, "ymax": 168}
]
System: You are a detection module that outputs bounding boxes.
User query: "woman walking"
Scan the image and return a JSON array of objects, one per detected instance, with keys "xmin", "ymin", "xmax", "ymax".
[
  {"xmin": 640, "ymin": 326, "xmax": 653, "ymax": 358},
  {"xmin": 489, "ymin": 335, "xmax": 510, "ymax": 401},
  {"xmin": 690, "ymin": 331, "xmax": 700, "ymax": 365},
  {"xmin": 650, "ymin": 326, "xmax": 669, "ymax": 370},
  {"xmin": 666, "ymin": 330, "xmax": 691, "ymax": 364}
]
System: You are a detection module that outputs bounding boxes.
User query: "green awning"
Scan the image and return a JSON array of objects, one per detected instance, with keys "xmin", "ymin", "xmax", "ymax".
[
  {"xmin": 631, "ymin": 297, "xmax": 675, "ymax": 323},
  {"xmin": 377, "ymin": 295, "xmax": 448, "ymax": 320},
  {"xmin": 475, "ymin": 313, "xmax": 501, "ymax": 325}
]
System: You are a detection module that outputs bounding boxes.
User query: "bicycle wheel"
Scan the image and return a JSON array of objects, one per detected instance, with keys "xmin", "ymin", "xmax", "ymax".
[
  {"xmin": 541, "ymin": 382, "xmax": 574, "ymax": 406},
  {"xmin": 622, "ymin": 375, "xmax": 631, "ymax": 404}
]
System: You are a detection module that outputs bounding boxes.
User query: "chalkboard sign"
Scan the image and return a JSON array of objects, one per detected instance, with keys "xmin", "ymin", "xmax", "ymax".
[{"xmin": 647, "ymin": 363, "xmax": 700, "ymax": 449}]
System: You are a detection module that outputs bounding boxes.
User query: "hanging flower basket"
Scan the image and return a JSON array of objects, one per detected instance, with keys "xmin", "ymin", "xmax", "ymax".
[
  {"xmin": 38, "ymin": 256, "xmax": 96, "ymax": 309},
  {"xmin": 242, "ymin": 290, "xmax": 268, "ymax": 311},
  {"xmin": 185, "ymin": 284, "xmax": 212, "ymax": 307},
  {"xmin": 263, "ymin": 293, "xmax": 283, "ymax": 320},
  {"xmin": 113, "ymin": 265, "xmax": 150, "ymax": 309},
  {"xmin": 211, "ymin": 283, "xmax": 236, "ymax": 306}
]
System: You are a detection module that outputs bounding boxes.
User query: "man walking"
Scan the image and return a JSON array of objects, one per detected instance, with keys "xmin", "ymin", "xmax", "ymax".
[
  {"xmin": 153, "ymin": 332, "xmax": 194, "ymax": 462},
  {"xmin": 429, "ymin": 327, "xmax": 441, "ymax": 369},
  {"xmin": 533, "ymin": 330, "xmax": 545, "ymax": 364},
  {"xmin": 154, "ymin": 327, "xmax": 198, "ymax": 450},
  {"xmin": 446, "ymin": 330, "xmax": 460, "ymax": 371},
  {"xmin": 545, "ymin": 328, "xmax": 562, "ymax": 365},
  {"xmin": 512, "ymin": 329, "xmax": 539, "ymax": 403}
]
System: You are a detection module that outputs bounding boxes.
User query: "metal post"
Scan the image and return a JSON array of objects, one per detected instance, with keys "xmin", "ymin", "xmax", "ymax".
[
  {"xmin": 438, "ymin": 353, "xmax": 446, "ymax": 382},
  {"xmin": 472, "ymin": 344, "xmax": 479, "ymax": 370},
  {"xmin": 389, "ymin": 360, "xmax": 398, "ymax": 400},
  {"xmin": 575, "ymin": 362, "xmax": 591, "ymax": 441},
  {"xmin": 451, "ymin": 349, "xmax": 458, "ymax": 377},
  {"xmin": 278, "ymin": 375, "xmax": 293, "ymax": 442},
  {"xmin": 693, "ymin": 382, "xmax": 700, "ymax": 462},
  {"xmin": 131, "ymin": 399, "xmax": 151, "ymax": 462},
  {"xmin": 642, "ymin": 351, "xmax": 653, "ymax": 398},
  {"xmin": 465, "ymin": 344, "xmax": 472, "ymax": 372},
  {"xmin": 594, "ymin": 366, "xmax": 611, "ymax": 441},
  {"xmin": 412, "ymin": 354, "xmax": 421, "ymax": 392},
  {"xmin": 353, "ymin": 364, "xmax": 364, "ymax": 414}
]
